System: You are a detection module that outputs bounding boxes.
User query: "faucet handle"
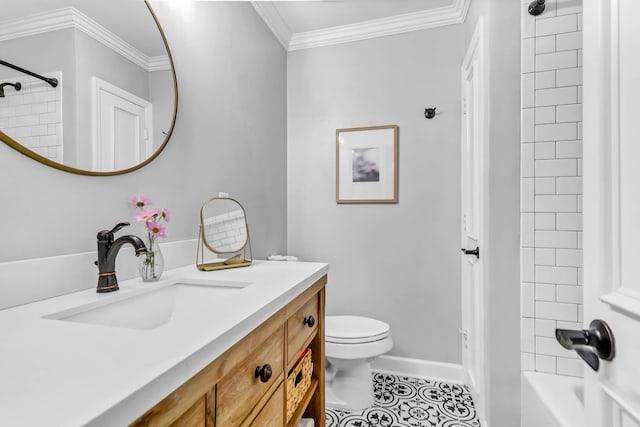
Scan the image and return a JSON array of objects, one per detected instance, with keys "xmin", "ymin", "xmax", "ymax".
[{"xmin": 97, "ymin": 222, "xmax": 130, "ymax": 241}]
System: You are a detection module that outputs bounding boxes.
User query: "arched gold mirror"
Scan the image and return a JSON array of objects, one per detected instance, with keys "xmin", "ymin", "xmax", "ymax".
[
  {"xmin": 0, "ymin": 0, "xmax": 177, "ymax": 176},
  {"xmin": 197, "ymin": 197, "xmax": 253, "ymax": 271}
]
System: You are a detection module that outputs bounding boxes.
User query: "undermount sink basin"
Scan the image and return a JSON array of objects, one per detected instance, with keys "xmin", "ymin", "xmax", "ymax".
[{"xmin": 43, "ymin": 279, "xmax": 251, "ymax": 330}]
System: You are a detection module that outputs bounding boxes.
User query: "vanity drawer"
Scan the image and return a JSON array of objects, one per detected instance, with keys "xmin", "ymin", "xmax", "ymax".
[
  {"xmin": 249, "ymin": 382, "xmax": 284, "ymax": 427},
  {"xmin": 216, "ymin": 326, "xmax": 284, "ymax": 426},
  {"xmin": 287, "ymin": 294, "xmax": 318, "ymax": 363}
]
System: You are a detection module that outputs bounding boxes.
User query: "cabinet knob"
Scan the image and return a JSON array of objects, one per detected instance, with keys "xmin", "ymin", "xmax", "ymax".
[
  {"xmin": 303, "ymin": 316, "xmax": 315, "ymax": 328},
  {"xmin": 254, "ymin": 364, "xmax": 272, "ymax": 383}
]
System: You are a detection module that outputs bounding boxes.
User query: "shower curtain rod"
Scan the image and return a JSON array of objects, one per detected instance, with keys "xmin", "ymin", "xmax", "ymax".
[{"xmin": 0, "ymin": 59, "xmax": 58, "ymax": 88}]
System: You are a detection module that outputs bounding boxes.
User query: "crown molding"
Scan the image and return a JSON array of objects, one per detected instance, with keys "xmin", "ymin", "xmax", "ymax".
[
  {"xmin": 254, "ymin": 0, "xmax": 471, "ymax": 52},
  {"xmin": 251, "ymin": 2, "xmax": 291, "ymax": 50},
  {"xmin": 0, "ymin": 7, "xmax": 170, "ymax": 72}
]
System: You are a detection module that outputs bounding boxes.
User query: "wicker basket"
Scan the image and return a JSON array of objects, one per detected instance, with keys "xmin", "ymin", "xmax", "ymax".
[{"xmin": 286, "ymin": 348, "xmax": 313, "ymax": 422}]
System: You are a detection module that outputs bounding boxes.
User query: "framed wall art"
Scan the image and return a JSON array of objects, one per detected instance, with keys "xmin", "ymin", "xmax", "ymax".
[{"xmin": 336, "ymin": 125, "xmax": 398, "ymax": 203}]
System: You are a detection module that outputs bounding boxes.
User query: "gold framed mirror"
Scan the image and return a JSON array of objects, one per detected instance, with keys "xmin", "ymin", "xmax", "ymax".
[
  {"xmin": 197, "ymin": 197, "xmax": 253, "ymax": 271},
  {"xmin": 0, "ymin": 0, "xmax": 177, "ymax": 176}
]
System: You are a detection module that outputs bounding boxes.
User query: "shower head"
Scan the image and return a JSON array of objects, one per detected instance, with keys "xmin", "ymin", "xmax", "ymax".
[
  {"xmin": 528, "ymin": 0, "xmax": 545, "ymax": 16},
  {"xmin": 0, "ymin": 82, "xmax": 22, "ymax": 98}
]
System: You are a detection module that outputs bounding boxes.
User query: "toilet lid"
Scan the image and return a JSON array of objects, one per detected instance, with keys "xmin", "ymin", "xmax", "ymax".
[{"xmin": 325, "ymin": 315, "xmax": 390, "ymax": 344}]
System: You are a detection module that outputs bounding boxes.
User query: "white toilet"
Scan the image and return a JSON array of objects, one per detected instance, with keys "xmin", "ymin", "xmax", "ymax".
[{"xmin": 325, "ymin": 315, "xmax": 393, "ymax": 410}]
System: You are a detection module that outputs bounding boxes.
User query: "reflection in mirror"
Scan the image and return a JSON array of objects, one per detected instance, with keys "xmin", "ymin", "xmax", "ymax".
[
  {"xmin": 0, "ymin": 0, "xmax": 177, "ymax": 175},
  {"xmin": 197, "ymin": 197, "xmax": 253, "ymax": 272}
]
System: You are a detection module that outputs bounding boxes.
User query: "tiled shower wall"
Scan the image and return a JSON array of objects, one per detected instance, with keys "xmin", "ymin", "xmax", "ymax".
[
  {"xmin": 520, "ymin": 0, "xmax": 584, "ymax": 378},
  {"xmin": 0, "ymin": 72, "xmax": 63, "ymax": 163}
]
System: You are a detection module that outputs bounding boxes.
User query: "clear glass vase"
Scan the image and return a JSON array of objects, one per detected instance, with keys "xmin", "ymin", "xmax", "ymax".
[{"xmin": 139, "ymin": 236, "xmax": 164, "ymax": 282}]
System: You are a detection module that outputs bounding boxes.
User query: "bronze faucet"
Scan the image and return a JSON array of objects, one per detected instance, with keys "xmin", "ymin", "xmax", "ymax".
[{"xmin": 95, "ymin": 222, "xmax": 147, "ymax": 293}]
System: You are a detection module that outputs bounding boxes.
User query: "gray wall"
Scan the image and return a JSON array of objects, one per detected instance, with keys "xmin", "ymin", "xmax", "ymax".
[
  {"xmin": 149, "ymin": 70, "xmax": 174, "ymax": 152},
  {"xmin": 0, "ymin": 2, "xmax": 287, "ymax": 265},
  {"xmin": 287, "ymin": 27, "xmax": 465, "ymax": 363},
  {"xmin": 464, "ymin": 0, "xmax": 522, "ymax": 426}
]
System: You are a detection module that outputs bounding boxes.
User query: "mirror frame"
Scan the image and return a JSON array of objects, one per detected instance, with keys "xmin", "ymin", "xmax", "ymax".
[{"xmin": 0, "ymin": 0, "xmax": 178, "ymax": 176}]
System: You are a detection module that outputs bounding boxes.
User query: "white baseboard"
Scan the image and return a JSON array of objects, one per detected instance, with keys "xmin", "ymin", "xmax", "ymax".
[{"xmin": 371, "ymin": 355, "xmax": 464, "ymax": 383}]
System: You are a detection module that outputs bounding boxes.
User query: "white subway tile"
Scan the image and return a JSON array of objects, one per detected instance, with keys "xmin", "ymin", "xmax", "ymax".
[
  {"xmin": 556, "ymin": 104, "xmax": 582, "ymax": 122},
  {"xmin": 577, "ymin": 268, "xmax": 583, "ymax": 285},
  {"xmin": 535, "ymin": 195, "xmax": 577, "ymax": 212},
  {"xmin": 536, "ymin": 14, "xmax": 578, "ymax": 37},
  {"xmin": 522, "ymin": 282, "xmax": 536, "ymax": 317},
  {"xmin": 535, "ymin": 142, "xmax": 556, "ymax": 159},
  {"xmin": 557, "ymin": 212, "xmax": 582, "ymax": 230},
  {"xmin": 556, "ymin": 177, "xmax": 582, "ymax": 194},
  {"xmin": 523, "ymin": 143, "xmax": 535, "ymax": 177},
  {"xmin": 536, "ymin": 318, "xmax": 558, "ymax": 338},
  {"xmin": 577, "ymin": 85, "xmax": 583, "ymax": 103},
  {"xmin": 557, "ymin": 0, "xmax": 583, "ymax": 15},
  {"xmin": 535, "ymin": 354, "xmax": 557, "ymax": 373},
  {"xmin": 556, "ymin": 140, "xmax": 582, "ymax": 158},
  {"xmin": 577, "ymin": 231, "xmax": 583, "ymax": 248},
  {"xmin": 536, "ymin": 283, "xmax": 557, "ymax": 301},
  {"xmin": 522, "ymin": 318, "xmax": 535, "ymax": 352},
  {"xmin": 522, "ymin": 213, "xmax": 535, "ymax": 247},
  {"xmin": 535, "ymin": 70, "xmax": 556, "ymax": 89},
  {"xmin": 536, "ymin": 86, "xmax": 577, "ymax": 106},
  {"xmin": 535, "ymin": 123, "xmax": 577, "ymax": 141},
  {"xmin": 523, "ymin": 108, "xmax": 535, "ymax": 143},
  {"xmin": 536, "ymin": 35, "xmax": 556, "ymax": 54},
  {"xmin": 535, "ymin": 106, "xmax": 556, "ymax": 124},
  {"xmin": 522, "ymin": 352, "xmax": 536, "ymax": 371},
  {"xmin": 577, "ymin": 304, "xmax": 583, "ymax": 322},
  {"xmin": 8, "ymin": 115, "xmax": 39, "ymax": 127},
  {"xmin": 537, "ymin": 337, "xmax": 571, "ymax": 359},
  {"xmin": 523, "ymin": 73, "xmax": 535, "ymax": 108},
  {"xmin": 557, "ymin": 285, "xmax": 582, "ymax": 304},
  {"xmin": 522, "ymin": 3, "xmax": 535, "ymax": 38},
  {"xmin": 537, "ymin": 0, "xmax": 557, "ymax": 17},
  {"xmin": 556, "ymin": 249, "xmax": 583, "ymax": 267},
  {"xmin": 536, "ymin": 230, "xmax": 577, "ymax": 248},
  {"xmin": 577, "ymin": 13, "xmax": 583, "ymax": 31},
  {"xmin": 522, "ymin": 248, "xmax": 535, "ymax": 282},
  {"xmin": 577, "ymin": 122, "xmax": 582, "ymax": 139},
  {"xmin": 536, "ymin": 50, "xmax": 578, "ymax": 71},
  {"xmin": 556, "ymin": 320, "xmax": 582, "ymax": 331},
  {"xmin": 522, "ymin": 178, "xmax": 535, "ymax": 212},
  {"xmin": 536, "ymin": 301, "xmax": 578, "ymax": 321},
  {"xmin": 536, "ymin": 248, "xmax": 556, "ymax": 265},
  {"xmin": 556, "ymin": 32, "xmax": 582, "ymax": 51},
  {"xmin": 523, "ymin": 38, "xmax": 536, "ymax": 73},
  {"xmin": 556, "ymin": 357, "xmax": 583, "ymax": 377},
  {"xmin": 577, "ymin": 49, "xmax": 582, "ymax": 67},
  {"xmin": 577, "ymin": 159, "xmax": 583, "ymax": 176},
  {"xmin": 535, "ymin": 212, "xmax": 556, "ymax": 230},
  {"xmin": 535, "ymin": 177, "xmax": 556, "ymax": 195},
  {"xmin": 535, "ymin": 158, "xmax": 577, "ymax": 177},
  {"xmin": 536, "ymin": 265, "xmax": 578, "ymax": 285}
]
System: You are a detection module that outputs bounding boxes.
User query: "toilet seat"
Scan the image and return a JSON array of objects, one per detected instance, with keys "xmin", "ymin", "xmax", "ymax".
[{"xmin": 326, "ymin": 315, "xmax": 390, "ymax": 344}]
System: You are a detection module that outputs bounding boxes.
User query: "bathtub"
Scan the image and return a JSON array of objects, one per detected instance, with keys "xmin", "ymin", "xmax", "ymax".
[{"xmin": 522, "ymin": 371, "xmax": 584, "ymax": 427}]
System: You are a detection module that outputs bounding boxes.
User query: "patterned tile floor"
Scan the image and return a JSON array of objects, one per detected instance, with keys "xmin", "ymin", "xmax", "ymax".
[{"xmin": 326, "ymin": 372, "xmax": 481, "ymax": 427}]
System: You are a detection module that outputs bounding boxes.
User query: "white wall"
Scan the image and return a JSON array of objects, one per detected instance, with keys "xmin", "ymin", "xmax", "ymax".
[
  {"xmin": 520, "ymin": 0, "xmax": 584, "ymax": 378},
  {"xmin": 0, "ymin": 2, "xmax": 287, "ymax": 288},
  {"xmin": 287, "ymin": 27, "xmax": 465, "ymax": 363}
]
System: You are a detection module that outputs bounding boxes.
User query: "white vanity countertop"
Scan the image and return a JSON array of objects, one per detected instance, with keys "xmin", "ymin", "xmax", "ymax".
[{"xmin": 0, "ymin": 260, "xmax": 328, "ymax": 426}]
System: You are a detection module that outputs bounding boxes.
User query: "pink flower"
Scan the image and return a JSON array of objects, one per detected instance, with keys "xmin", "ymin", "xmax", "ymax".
[
  {"xmin": 147, "ymin": 221, "xmax": 167, "ymax": 238},
  {"xmin": 135, "ymin": 209, "xmax": 158, "ymax": 223},
  {"xmin": 129, "ymin": 195, "xmax": 152, "ymax": 209},
  {"xmin": 161, "ymin": 208, "xmax": 171, "ymax": 222}
]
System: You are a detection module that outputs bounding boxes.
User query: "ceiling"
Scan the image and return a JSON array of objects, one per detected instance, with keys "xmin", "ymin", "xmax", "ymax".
[{"xmin": 252, "ymin": 0, "xmax": 471, "ymax": 51}]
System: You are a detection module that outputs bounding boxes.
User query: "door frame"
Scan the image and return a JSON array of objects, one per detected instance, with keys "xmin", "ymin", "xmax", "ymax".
[
  {"xmin": 91, "ymin": 76, "xmax": 153, "ymax": 171},
  {"xmin": 460, "ymin": 16, "xmax": 489, "ymax": 427}
]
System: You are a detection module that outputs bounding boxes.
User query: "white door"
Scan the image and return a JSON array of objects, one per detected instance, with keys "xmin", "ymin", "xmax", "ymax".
[
  {"xmin": 460, "ymin": 17, "xmax": 487, "ymax": 426},
  {"xmin": 583, "ymin": 0, "xmax": 640, "ymax": 425},
  {"xmin": 91, "ymin": 77, "xmax": 153, "ymax": 171}
]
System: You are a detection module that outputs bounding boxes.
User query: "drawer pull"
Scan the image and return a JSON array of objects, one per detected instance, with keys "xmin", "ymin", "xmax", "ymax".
[
  {"xmin": 303, "ymin": 316, "xmax": 315, "ymax": 328},
  {"xmin": 254, "ymin": 364, "xmax": 273, "ymax": 383}
]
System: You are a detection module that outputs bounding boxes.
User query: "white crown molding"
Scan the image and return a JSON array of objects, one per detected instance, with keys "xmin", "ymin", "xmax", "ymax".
[
  {"xmin": 254, "ymin": 0, "xmax": 471, "ymax": 52},
  {"xmin": 0, "ymin": 8, "xmax": 170, "ymax": 72},
  {"xmin": 251, "ymin": 2, "xmax": 291, "ymax": 50}
]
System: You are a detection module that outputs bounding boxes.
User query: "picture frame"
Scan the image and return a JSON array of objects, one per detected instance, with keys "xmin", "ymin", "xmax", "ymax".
[{"xmin": 336, "ymin": 125, "xmax": 398, "ymax": 203}]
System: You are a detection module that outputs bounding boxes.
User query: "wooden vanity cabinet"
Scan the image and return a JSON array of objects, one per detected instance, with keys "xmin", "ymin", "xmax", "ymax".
[{"xmin": 131, "ymin": 275, "xmax": 326, "ymax": 427}]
